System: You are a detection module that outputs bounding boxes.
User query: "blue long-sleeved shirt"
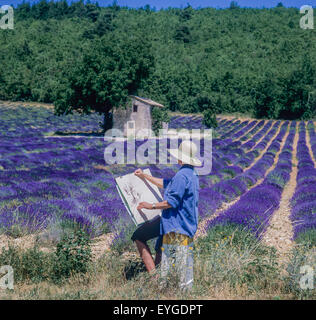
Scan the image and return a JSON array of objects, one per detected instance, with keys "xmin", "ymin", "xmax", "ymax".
[{"xmin": 160, "ymin": 164, "xmax": 199, "ymax": 238}]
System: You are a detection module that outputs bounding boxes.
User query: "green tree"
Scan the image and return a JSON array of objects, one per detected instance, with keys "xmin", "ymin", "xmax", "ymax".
[
  {"xmin": 252, "ymin": 76, "xmax": 282, "ymax": 119},
  {"xmin": 203, "ymin": 109, "xmax": 218, "ymax": 128},
  {"xmin": 279, "ymin": 55, "xmax": 315, "ymax": 119},
  {"xmin": 180, "ymin": 4, "xmax": 194, "ymax": 21},
  {"xmin": 54, "ymin": 33, "xmax": 155, "ymax": 131},
  {"xmin": 175, "ymin": 25, "xmax": 192, "ymax": 43},
  {"xmin": 302, "ymin": 91, "xmax": 316, "ymax": 119},
  {"xmin": 151, "ymin": 106, "xmax": 170, "ymax": 136},
  {"xmin": 229, "ymin": 1, "xmax": 240, "ymax": 9}
]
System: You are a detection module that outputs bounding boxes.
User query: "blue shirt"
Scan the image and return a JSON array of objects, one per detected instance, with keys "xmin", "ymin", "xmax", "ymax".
[{"xmin": 160, "ymin": 164, "xmax": 199, "ymax": 238}]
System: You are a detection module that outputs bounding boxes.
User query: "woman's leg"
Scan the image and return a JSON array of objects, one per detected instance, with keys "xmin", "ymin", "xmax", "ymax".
[
  {"xmin": 135, "ymin": 240, "xmax": 155, "ymax": 273},
  {"xmin": 131, "ymin": 216, "xmax": 161, "ymax": 273}
]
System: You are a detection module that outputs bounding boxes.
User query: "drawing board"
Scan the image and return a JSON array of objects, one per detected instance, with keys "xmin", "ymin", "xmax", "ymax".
[{"xmin": 115, "ymin": 169, "xmax": 163, "ymax": 226}]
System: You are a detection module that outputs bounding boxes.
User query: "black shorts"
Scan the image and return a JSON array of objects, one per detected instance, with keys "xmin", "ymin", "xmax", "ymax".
[{"xmin": 131, "ymin": 216, "xmax": 162, "ymax": 252}]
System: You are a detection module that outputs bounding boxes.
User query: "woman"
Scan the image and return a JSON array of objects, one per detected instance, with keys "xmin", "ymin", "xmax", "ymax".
[{"xmin": 131, "ymin": 140, "xmax": 200, "ymax": 283}]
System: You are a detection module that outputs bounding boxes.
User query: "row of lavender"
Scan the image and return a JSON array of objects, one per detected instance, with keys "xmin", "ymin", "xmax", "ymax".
[
  {"xmin": 209, "ymin": 119, "xmax": 274, "ymax": 181},
  {"xmin": 218, "ymin": 120, "xmax": 273, "ymax": 171},
  {"xmin": 207, "ymin": 121, "xmax": 296, "ymax": 237},
  {"xmin": 208, "ymin": 119, "xmax": 278, "ymax": 181},
  {"xmin": 309, "ymin": 121, "xmax": 316, "ymax": 159},
  {"xmin": 290, "ymin": 122, "xmax": 316, "ymax": 240},
  {"xmin": 169, "ymin": 115, "xmax": 229, "ymax": 131},
  {"xmin": 199, "ymin": 121, "xmax": 286, "ymax": 219},
  {"xmin": 0, "ymin": 103, "xmax": 104, "ymax": 139},
  {"xmin": 207, "ymin": 120, "xmax": 264, "ymax": 181}
]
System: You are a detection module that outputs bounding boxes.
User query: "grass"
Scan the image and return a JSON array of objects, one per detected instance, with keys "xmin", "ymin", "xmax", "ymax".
[
  {"xmin": 1, "ymin": 224, "xmax": 313, "ymax": 300},
  {"xmin": 295, "ymin": 230, "xmax": 316, "ymax": 247},
  {"xmin": 194, "ymin": 225, "xmax": 280, "ymax": 294},
  {"xmin": 285, "ymin": 240, "xmax": 316, "ymax": 300},
  {"xmin": 217, "ymin": 111, "xmax": 255, "ymax": 120}
]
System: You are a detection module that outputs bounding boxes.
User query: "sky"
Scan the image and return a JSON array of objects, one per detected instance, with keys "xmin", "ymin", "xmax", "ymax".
[{"xmin": 1, "ymin": 0, "xmax": 316, "ymax": 9}]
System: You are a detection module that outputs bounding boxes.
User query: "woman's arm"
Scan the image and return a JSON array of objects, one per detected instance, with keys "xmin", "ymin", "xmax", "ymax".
[
  {"xmin": 137, "ymin": 200, "xmax": 172, "ymax": 210},
  {"xmin": 134, "ymin": 169, "xmax": 163, "ymax": 189}
]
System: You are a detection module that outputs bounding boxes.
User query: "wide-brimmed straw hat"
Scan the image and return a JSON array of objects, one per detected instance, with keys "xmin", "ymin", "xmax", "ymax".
[{"xmin": 168, "ymin": 140, "xmax": 202, "ymax": 167}]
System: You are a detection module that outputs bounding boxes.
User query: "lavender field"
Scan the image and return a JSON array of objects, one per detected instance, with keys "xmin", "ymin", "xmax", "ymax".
[
  {"xmin": 1, "ymin": 101, "xmax": 316, "ymax": 300},
  {"xmin": 1, "ymin": 101, "xmax": 316, "ymax": 257}
]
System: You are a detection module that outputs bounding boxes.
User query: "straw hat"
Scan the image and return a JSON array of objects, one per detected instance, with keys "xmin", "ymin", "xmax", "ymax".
[{"xmin": 168, "ymin": 140, "xmax": 202, "ymax": 167}]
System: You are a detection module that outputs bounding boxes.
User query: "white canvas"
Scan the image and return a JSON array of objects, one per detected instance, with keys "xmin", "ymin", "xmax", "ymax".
[{"xmin": 115, "ymin": 169, "xmax": 163, "ymax": 226}]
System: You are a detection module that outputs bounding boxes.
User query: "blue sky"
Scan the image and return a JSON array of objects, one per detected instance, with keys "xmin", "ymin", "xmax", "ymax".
[{"xmin": 1, "ymin": 0, "xmax": 316, "ymax": 9}]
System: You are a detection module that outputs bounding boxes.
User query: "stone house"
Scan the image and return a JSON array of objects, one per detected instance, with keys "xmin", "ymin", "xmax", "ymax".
[{"xmin": 112, "ymin": 96, "xmax": 168, "ymax": 138}]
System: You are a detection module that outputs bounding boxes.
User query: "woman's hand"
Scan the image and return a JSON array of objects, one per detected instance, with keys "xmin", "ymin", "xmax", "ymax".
[
  {"xmin": 134, "ymin": 168, "xmax": 145, "ymax": 179},
  {"xmin": 137, "ymin": 202, "xmax": 152, "ymax": 210},
  {"xmin": 134, "ymin": 168, "xmax": 164, "ymax": 189}
]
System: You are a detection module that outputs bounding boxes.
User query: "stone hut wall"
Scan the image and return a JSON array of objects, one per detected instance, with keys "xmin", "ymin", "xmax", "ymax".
[{"xmin": 129, "ymin": 98, "xmax": 152, "ymax": 137}]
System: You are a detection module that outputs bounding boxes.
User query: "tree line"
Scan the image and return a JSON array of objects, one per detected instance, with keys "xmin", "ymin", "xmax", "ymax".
[{"xmin": 0, "ymin": 1, "xmax": 315, "ymax": 124}]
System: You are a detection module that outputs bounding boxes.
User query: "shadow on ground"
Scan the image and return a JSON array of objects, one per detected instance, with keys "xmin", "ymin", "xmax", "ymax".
[
  {"xmin": 124, "ymin": 260, "xmax": 147, "ymax": 280},
  {"xmin": 54, "ymin": 131, "xmax": 104, "ymax": 137}
]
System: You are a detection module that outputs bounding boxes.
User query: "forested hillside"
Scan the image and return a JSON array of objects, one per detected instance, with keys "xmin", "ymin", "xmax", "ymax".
[{"xmin": 0, "ymin": 1, "xmax": 315, "ymax": 119}]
